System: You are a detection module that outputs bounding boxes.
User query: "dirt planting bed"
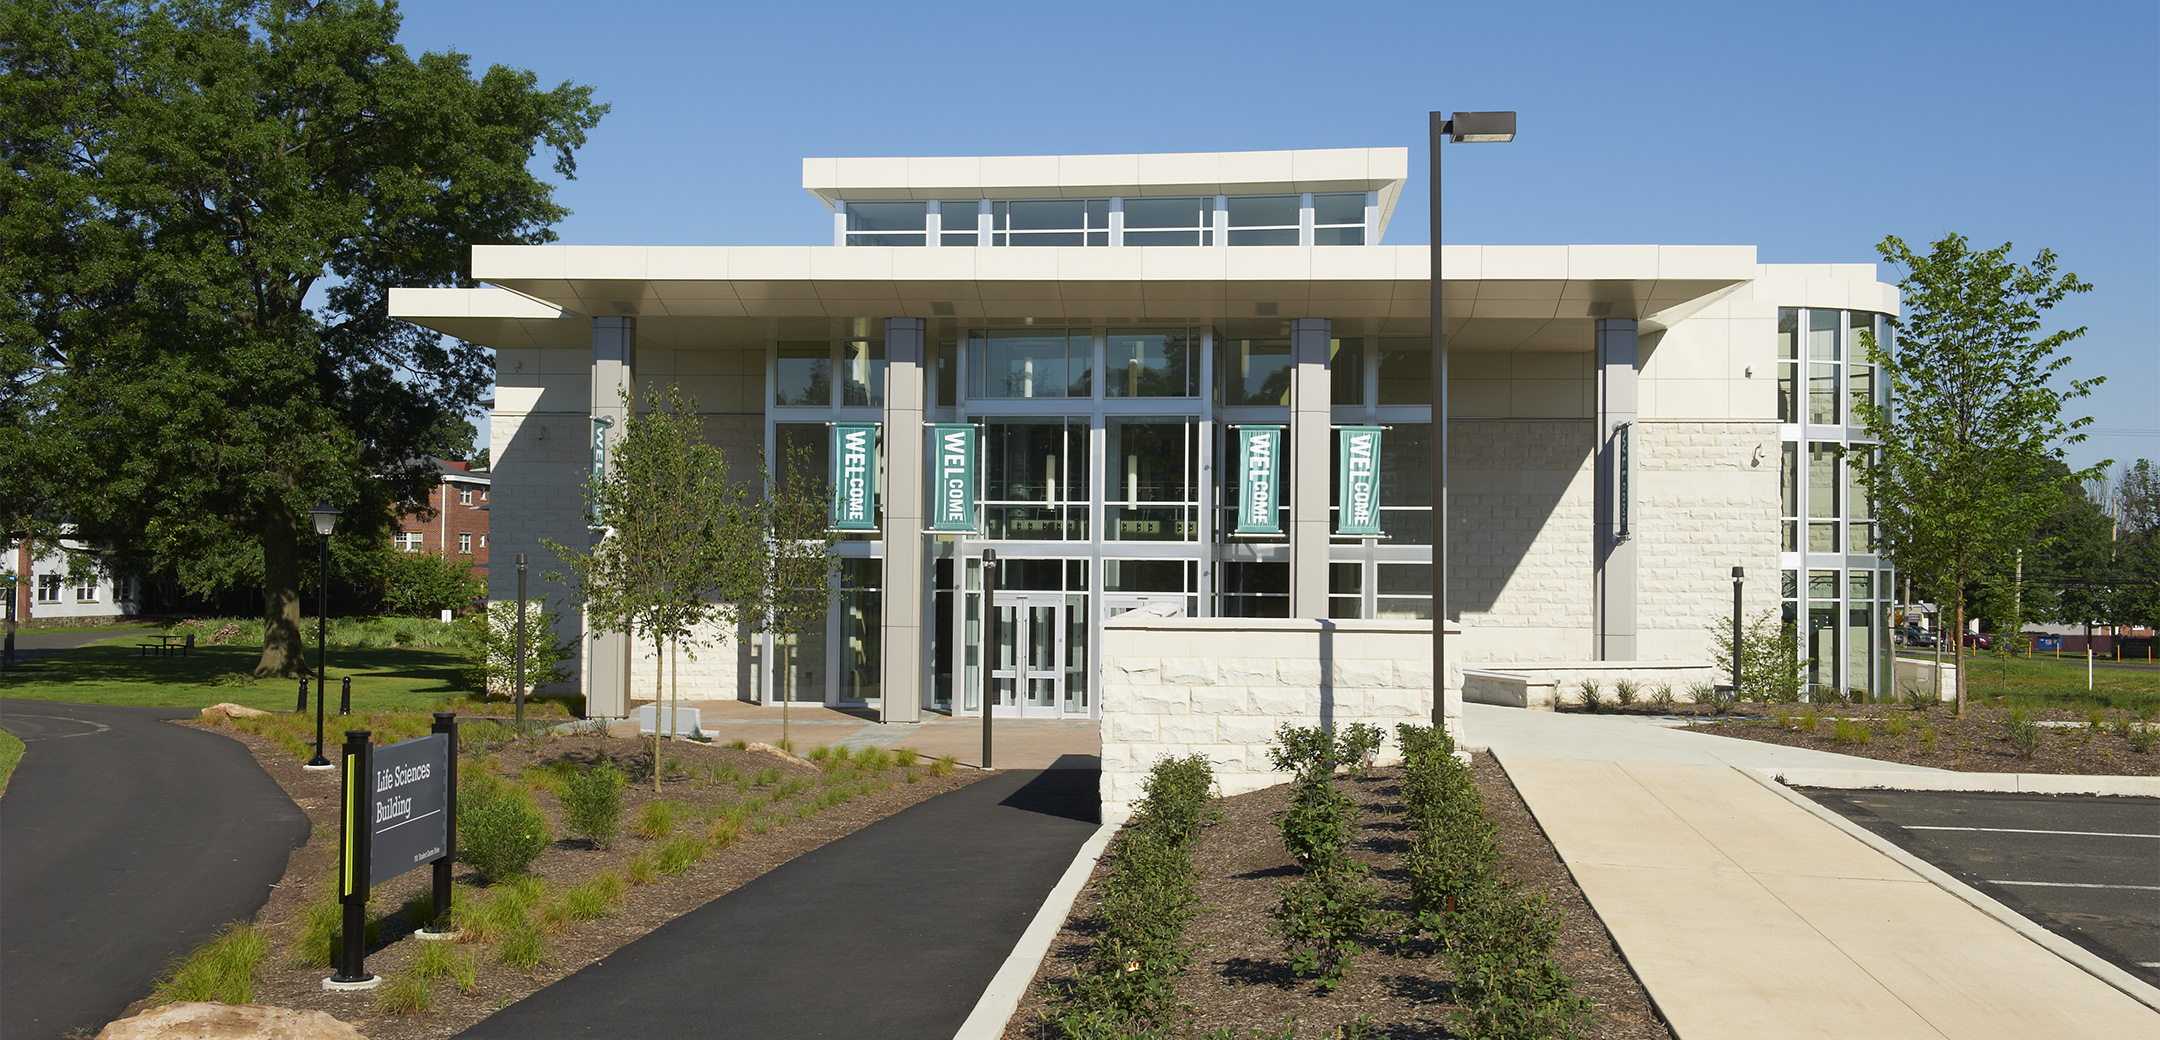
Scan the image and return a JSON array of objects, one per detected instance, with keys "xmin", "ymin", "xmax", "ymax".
[
  {"xmin": 1685, "ymin": 702, "xmax": 2159, "ymax": 776},
  {"xmin": 1001, "ymin": 754, "xmax": 1673, "ymax": 1040},
  {"xmin": 117, "ymin": 713, "xmax": 978, "ymax": 1039}
]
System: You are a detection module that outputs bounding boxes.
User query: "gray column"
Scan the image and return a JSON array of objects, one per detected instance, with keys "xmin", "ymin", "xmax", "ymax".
[
  {"xmin": 1594, "ymin": 319, "xmax": 1638, "ymax": 661},
  {"xmin": 585, "ymin": 317, "xmax": 636, "ymax": 718},
  {"xmin": 881, "ymin": 318, "xmax": 925, "ymax": 723},
  {"xmin": 1289, "ymin": 318, "xmax": 1333, "ymax": 619}
]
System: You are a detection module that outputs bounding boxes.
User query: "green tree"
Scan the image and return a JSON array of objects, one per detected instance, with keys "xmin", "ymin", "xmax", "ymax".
[
  {"xmin": 2115, "ymin": 461, "xmax": 2160, "ymax": 630},
  {"xmin": 458, "ymin": 594, "xmax": 575, "ymax": 703},
  {"xmin": 376, "ymin": 547, "xmax": 485, "ymax": 617},
  {"xmin": 1854, "ymin": 234, "xmax": 2105, "ymax": 715},
  {"xmin": 546, "ymin": 386, "xmax": 754, "ymax": 791},
  {"xmin": 736, "ymin": 443, "xmax": 840, "ymax": 748},
  {"xmin": 1, "ymin": 0, "xmax": 604, "ymax": 677}
]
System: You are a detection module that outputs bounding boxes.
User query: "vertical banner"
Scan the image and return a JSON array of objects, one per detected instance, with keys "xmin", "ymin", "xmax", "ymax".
[
  {"xmin": 1336, "ymin": 425, "xmax": 1384, "ymax": 536},
  {"xmin": 1235, "ymin": 425, "xmax": 1284, "ymax": 534},
  {"xmin": 830, "ymin": 422, "xmax": 879, "ymax": 531},
  {"xmin": 588, "ymin": 416, "xmax": 612, "ymax": 515},
  {"xmin": 1614, "ymin": 420, "xmax": 1633, "ymax": 543},
  {"xmin": 929, "ymin": 424, "xmax": 978, "ymax": 532}
]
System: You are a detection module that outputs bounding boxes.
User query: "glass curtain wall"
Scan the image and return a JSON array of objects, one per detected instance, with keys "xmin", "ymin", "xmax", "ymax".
[{"xmin": 1780, "ymin": 307, "xmax": 1893, "ymax": 700}]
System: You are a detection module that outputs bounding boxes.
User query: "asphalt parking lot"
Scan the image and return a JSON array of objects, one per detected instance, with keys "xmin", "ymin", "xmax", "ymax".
[{"xmin": 1805, "ymin": 789, "xmax": 2160, "ymax": 987}]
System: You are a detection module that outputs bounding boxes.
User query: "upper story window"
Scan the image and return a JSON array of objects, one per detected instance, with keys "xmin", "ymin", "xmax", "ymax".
[
  {"xmin": 938, "ymin": 200, "xmax": 979, "ymax": 245},
  {"xmin": 1105, "ymin": 328, "xmax": 1199, "ymax": 397},
  {"xmin": 1226, "ymin": 195, "xmax": 1300, "ymax": 245},
  {"xmin": 1313, "ymin": 193, "xmax": 1366, "ymax": 245},
  {"xmin": 969, "ymin": 330, "xmax": 1091, "ymax": 398},
  {"xmin": 458, "ymin": 532, "xmax": 473, "ymax": 555},
  {"xmin": 1122, "ymin": 197, "xmax": 1210, "ymax": 246},
  {"xmin": 395, "ymin": 531, "xmax": 424, "ymax": 552},
  {"xmin": 994, "ymin": 200, "xmax": 1108, "ymax": 246},
  {"xmin": 458, "ymin": 487, "xmax": 473, "ymax": 506},
  {"xmin": 845, "ymin": 202, "xmax": 927, "ymax": 246}
]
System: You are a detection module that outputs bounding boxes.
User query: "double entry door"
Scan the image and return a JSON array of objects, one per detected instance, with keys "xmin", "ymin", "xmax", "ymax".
[{"xmin": 987, "ymin": 593, "xmax": 1081, "ymax": 718}]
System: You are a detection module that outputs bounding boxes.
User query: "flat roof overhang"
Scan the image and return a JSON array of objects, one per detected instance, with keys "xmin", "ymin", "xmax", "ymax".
[{"xmin": 388, "ymin": 244, "xmax": 1757, "ymax": 354}]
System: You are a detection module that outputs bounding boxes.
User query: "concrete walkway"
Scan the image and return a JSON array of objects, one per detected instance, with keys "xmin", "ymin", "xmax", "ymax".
[
  {"xmin": 619, "ymin": 699, "xmax": 1103, "ymax": 771},
  {"xmin": 457, "ymin": 767, "xmax": 1100, "ymax": 1039},
  {"xmin": 1465, "ymin": 704, "xmax": 2159, "ymax": 1039}
]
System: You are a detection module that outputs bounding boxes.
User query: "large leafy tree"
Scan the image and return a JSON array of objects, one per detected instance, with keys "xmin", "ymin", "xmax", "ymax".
[
  {"xmin": 1855, "ymin": 234, "xmax": 2105, "ymax": 714},
  {"xmin": 1, "ymin": 0, "xmax": 604, "ymax": 676}
]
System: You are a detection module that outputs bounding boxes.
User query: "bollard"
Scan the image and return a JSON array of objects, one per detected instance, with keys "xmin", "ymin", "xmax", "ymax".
[
  {"xmin": 297, "ymin": 677, "xmax": 310, "ymax": 712},
  {"xmin": 339, "ymin": 676, "xmax": 351, "ymax": 715}
]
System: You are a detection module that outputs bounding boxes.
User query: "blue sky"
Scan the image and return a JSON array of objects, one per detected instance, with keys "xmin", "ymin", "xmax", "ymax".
[{"xmin": 395, "ymin": 0, "xmax": 2158, "ymax": 480}]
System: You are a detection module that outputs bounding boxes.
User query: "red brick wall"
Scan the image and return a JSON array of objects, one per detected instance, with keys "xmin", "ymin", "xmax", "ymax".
[{"xmin": 392, "ymin": 474, "xmax": 491, "ymax": 578}]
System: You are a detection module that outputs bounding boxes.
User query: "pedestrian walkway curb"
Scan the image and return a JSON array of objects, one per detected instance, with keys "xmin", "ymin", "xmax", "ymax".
[
  {"xmin": 1757, "ymin": 766, "xmax": 2160, "ymax": 797},
  {"xmin": 1738, "ymin": 766, "xmax": 2160, "ymax": 1013},
  {"xmin": 952, "ymin": 813, "xmax": 1124, "ymax": 1040}
]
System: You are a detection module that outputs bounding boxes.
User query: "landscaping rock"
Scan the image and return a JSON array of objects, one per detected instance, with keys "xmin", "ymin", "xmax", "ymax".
[
  {"xmin": 95, "ymin": 1001, "xmax": 364, "ymax": 1039},
  {"xmin": 745, "ymin": 742, "xmax": 815, "ymax": 768},
  {"xmin": 199, "ymin": 703, "xmax": 271, "ymax": 723}
]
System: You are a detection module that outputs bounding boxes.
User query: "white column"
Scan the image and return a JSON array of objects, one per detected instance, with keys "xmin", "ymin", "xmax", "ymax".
[
  {"xmin": 1595, "ymin": 318, "xmax": 1639, "ymax": 661},
  {"xmin": 585, "ymin": 316, "xmax": 635, "ymax": 718},
  {"xmin": 881, "ymin": 318, "xmax": 926, "ymax": 723},
  {"xmin": 1289, "ymin": 318, "xmax": 1333, "ymax": 618}
]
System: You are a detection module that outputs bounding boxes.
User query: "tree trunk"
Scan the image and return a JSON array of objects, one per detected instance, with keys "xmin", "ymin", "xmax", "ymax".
[
  {"xmin": 255, "ymin": 501, "xmax": 308, "ymax": 678},
  {"xmin": 1952, "ymin": 583, "xmax": 1967, "ymax": 717},
  {"xmin": 654, "ymin": 632, "xmax": 664, "ymax": 794}
]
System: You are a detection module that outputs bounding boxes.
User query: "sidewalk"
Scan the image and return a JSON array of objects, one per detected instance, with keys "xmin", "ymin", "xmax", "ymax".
[
  {"xmin": 1465, "ymin": 704, "xmax": 2159, "ymax": 1039},
  {"xmin": 457, "ymin": 767, "xmax": 1101, "ymax": 1040},
  {"xmin": 617, "ymin": 699, "xmax": 1102, "ymax": 771}
]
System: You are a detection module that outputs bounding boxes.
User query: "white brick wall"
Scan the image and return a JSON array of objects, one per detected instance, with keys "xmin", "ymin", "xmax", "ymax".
[
  {"xmin": 1633, "ymin": 420, "xmax": 1782, "ymax": 662},
  {"xmin": 1099, "ymin": 617, "xmax": 1463, "ymax": 814},
  {"xmin": 1450, "ymin": 419, "xmax": 1596, "ymax": 663}
]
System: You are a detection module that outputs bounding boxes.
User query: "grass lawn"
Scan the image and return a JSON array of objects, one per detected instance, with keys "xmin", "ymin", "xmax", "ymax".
[
  {"xmin": 1955, "ymin": 653, "xmax": 2160, "ymax": 713},
  {"xmin": 0, "ymin": 634, "xmax": 469, "ymax": 713},
  {"xmin": 0, "ymin": 727, "xmax": 22, "ymax": 795}
]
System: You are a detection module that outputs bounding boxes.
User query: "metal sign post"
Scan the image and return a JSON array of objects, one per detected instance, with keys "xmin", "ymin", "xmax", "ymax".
[
  {"xmin": 515, "ymin": 554, "xmax": 528, "ymax": 726},
  {"xmin": 981, "ymin": 549, "xmax": 997, "ymax": 770}
]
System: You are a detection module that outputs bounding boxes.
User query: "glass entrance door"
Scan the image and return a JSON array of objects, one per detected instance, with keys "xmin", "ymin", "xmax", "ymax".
[{"xmin": 988, "ymin": 593, "xmax": 1064, "ymax": 718}]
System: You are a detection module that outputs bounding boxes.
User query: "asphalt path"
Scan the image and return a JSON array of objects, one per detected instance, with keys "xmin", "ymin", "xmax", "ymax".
[
  {"xmin": 2, "ymin": 628, "xmax": 148, "ymax": 666},
  {"xmin": 458, "ymin": 766, "xmax": 1100, "ymax": 1039},
  {"xmin": 0, "ymin": 698, "xmax": 309, "ymax": 1038},
  {"xmin": 1807, "ymin": 789, "xmax": 2160, "ymax": 986}
]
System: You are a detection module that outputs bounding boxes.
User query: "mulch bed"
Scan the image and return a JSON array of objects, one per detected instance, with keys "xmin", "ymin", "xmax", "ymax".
[
  {"xmin": 118, "ymin": 715, "xmax": 980, "ymax": 1039},
  {"xmin": 1001, "ymin": 755, "xmax": 1673, "ymax": 1040},
  {"xmin": 1683, "ymin": 703, "xmax": 2159, "ymax": 776}
]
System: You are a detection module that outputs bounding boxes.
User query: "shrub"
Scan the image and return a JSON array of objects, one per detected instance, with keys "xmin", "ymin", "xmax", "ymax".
[
  {"xmin": 456, "ymin": 595, "xmax": 574, "ymax": 699},
  {"xmin": 375, "ymin": 970, "xmax": 434, "ymax": 1016},
  {"xmin": 1131, "ymin": 754, "xmax": 1216, "ymax": 847},
  {"xmin": 560, "ymin": 761, "xmax": 627, "ymax": 848},
  {"xmin": 459, "ymin": 777, "xmax": 554, "ymax": 881},
  {"xmin": 1687, "ymin": 681, "xmax": 1720, "ymax": 710},
  {"xmin": 1396, "ymin": 724, "xmax": 1497, "ymax": 925},
  {"xmin": 656, "ymin": 835, "xmax": 708, "ymax": 875},
  {"xmin": 2003, "ymin": 709, "xmax": 2043, "ymax": 760},
  {"xmin": 894, "ymin": 747, "xmax": 920, "ymax": 768},
  {"xmin": 1648, "ymin": 685, "xmax": 1676, "ymax": 713},
  {"xmin": 1445, "ymin": 877, "xmax": 1593, "ymax": 1040},
  {"xmin": 1707, "ymin": 610, "xmax": 1806, "ymax": 702},
  {"xmin": 2131, "ymin": 725, "xmax": 2159, "ymax": 754},
  {"xmin": 496, "ymin": 924, "xmax": 548, "ymax": 970},
  {"xmin": 930, "ymin": 755, "xmax": 957, "ymax": 778},
  {"xmin": 1268, "ymin": 725, "xmax": 1377, "ymax": 990},
  {"xmin": 626, "ymin": 851, "xmax": 659, "ymax": 886},
  {"xmin": 153, "ymin": 922, "xmax": 265, "ymax": 1005},
  {"xmin": 1576, "ymin": 680, "xmax": 1603, "ymax": 713},
  {"xmin": 633, "ymin": 799, "xmax": 686, "ymax": 840},
  {"xmin": 561, "ymin": 871, "xmax": 626, "ymax": 921},
  {"xmin": 1337, "ymin": 723, "xmax": 1386, "ymax": 776},
  {"xmin": 1612, "ymin": 679, "xmax": 1639, "ymax": 707}
]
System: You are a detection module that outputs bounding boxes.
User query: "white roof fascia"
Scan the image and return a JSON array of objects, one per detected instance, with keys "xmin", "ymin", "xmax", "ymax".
[{"xmin": 802, "ymin": 147, "xmax": 1411, "ymax": 208}]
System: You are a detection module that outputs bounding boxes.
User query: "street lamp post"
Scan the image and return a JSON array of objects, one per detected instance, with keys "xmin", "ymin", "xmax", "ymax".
[
  {"xmin": 1430, "ymin": 110, "xmax": 1517, "ymax": 731},
  {"xmin": 980, "ymin": 549, "xmax": 997, "ymax": 770},
  {"xmin": 1731, "ymin": 567, "xmax": 1746, "ymax": 700},
  {"xmin": 515, "ymin": 554, "xmax": 528, "ymax": 726},
  {"xmin": 305, "ymin": 499, "xmax": 341, "ymax": 769}
]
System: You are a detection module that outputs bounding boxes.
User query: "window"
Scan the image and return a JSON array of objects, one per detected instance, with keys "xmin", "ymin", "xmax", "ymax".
[
  {"xmin": 1330, "ymin": 338, "xmax": 1366, "ymax": 405},
  {"xmin": 1122, "ymin": 197, "xmax": 1209, "ymax": 246},
  {"xmin": 1776, "ymin": 308, "xmax": 1800, "ymax": 424},
  {"xmin": 1226, "ymin": 195, "xmax": 1300, "ymax": 245},
  {"xmin": 1808, "ymin": 309, "xmax": 1840, "ymax": 424},
  {"xmin": 458, "ymin": 487, "xmax": 473, "ymax": 506},
  {"xmin": 1218, "ymin": 561, "xmax": 1289, "ymax": 617},
  {"xmin": 1378, "ymin": 424, "xmax": 1433, "ymax": 545},
  {"xmin": 1329, "ymin": 562, "xmax": 1362, "ymax": 619},
  {"xmin": 1376, "ymin": 338, "xmax": 1432, "ymax": 405},
  {"xmin": 395, "ymin": 531, "xmax": 425, "ymax": 553},
  {"xmin": 1847, "ymin": 311, "xmax": 1881, "ymax": 424},
  {"xmin": 1106, "ymin": 419, "xmax": 1199, "ymax": 542},
  {"xmin": 840, "ymin": 558, "xmax": 881, "ymax": 704},
  {"xmin": 1218, "ymin": 337, "xmax": 1292, "ymax": 406},
  {"xmin": 938, "ymin": 200, "xmax": 979, "ymax": 246},
  {"xmin": 1847, "ymin": 446, "xmax": 1876, "ymax": 552},
  {"xmin": 1313, "ymin": 193, "xmax": 1366, "ymax": 245},
  {"xmin": 981, "ymin": 417, "xmax": 1090, "ymax": 539},
  {"xmin": 75, "ymin": 576, "xmax": 97, "ymax": 602},
  {"xmin": 37, "ymin": 574, "xmax": 60, "ymax": 602},
  {"xmin": 844, "ymin": 201, "xmax": 926, "ymax": 246},
  {"xmin": 992, "ymin": 199, "xmax": 1108, "ymax": 246},
  {"xmin": 458, "ymin": 532, "xmax": 473, "ymax": 555},
  {"xmin": 776, "ymin": 342, "xmax": 833, "ymax": 406},
  {"xmin": 1780, "ymin": 442, "xmax": 1799, "ymax": 552},
  {"xmin": 1105, "ymin": 559, "xmax": 1200, "ymax": 618},
  {"xmin": 1808, "ymin": 443, "xmax": 1839, "ymax": 552},
  {"xmin": 1105, "ymin": 328, "xmax": 1197, "ymax": 397},
  {"xmin": 479, "ymin": 534, "xmax": 487, "ymax": 548},
  {"xmin": 842, "ymin": 339, "xmax": 885, "ymax": 407},
  {"xmin": 1376, "ymin": 564, "xmax": 1433, "ymax": 619},
  {"xmin": 968, "ymin": 330, "xmax": 1091, "ymax": 398}
]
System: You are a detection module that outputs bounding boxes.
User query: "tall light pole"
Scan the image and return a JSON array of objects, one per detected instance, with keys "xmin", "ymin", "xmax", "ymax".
[
  {"xmin": 306, "ymin": 499, "xmax": 341, "ymax": 769},
  {"xmin": 515, "ymin": 553, "xmax": 528, "ymax": 726},
  {"xmin": 1430, "ymin": 110, "xmax": 1517, "ymax": 731},
  {"xmin": 980, "ymin": 549, "xmax": 997, "ymax": 770}
]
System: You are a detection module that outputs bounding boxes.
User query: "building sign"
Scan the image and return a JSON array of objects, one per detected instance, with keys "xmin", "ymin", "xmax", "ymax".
[
  {"xmin": 1336, "ymin": 426, "xmax": 1384, "ymax": 536},
  {"xmin": 588, "ymin": 416, "xmax": 613, "ymax": 516},
  {"xmin": 830, "ymin": 423, "xmax": 879, "ymax": 531},
  {"xmin": 366, "ymin": 733, "xmax": 449, "ymax": 880},
  {"xmin": 929, "ymin": 424, "xmax": 978, "ymax": 532},
  {"xmin": 1614, "ymin": 420, "xmax": 1633, "ymax": 543},
  {"xmin": 1235, "ymin": 426, "xmax": 1283, "ymax": 534}
]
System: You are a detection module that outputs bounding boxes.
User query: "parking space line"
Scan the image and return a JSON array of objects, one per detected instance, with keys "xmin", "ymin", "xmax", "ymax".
[
  {"xmin": 1988, "ymin": 880, "xmax": 2160, "ymax": 891},
  {"xmin": 1908, "ymin": 825, "xmax": 2159, "ymax": 839}
]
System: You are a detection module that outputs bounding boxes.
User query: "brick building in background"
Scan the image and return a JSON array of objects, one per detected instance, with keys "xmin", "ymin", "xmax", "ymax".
[{"xmin": 393, "ymin": 458, "xmax": 492, "ymax": 582}]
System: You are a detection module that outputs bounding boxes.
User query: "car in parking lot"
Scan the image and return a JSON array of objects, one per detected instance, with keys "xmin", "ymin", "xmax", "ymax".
[
  {"xmin": 1962, "ymin": 631, "xmax": 1993, "ymax": 650},
  {"xmin": 1896, "ymin": 625, "xmax": 1936, "ymax": 648}
]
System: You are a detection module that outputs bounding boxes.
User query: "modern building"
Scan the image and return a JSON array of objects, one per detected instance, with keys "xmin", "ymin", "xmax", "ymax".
[
  {"xmin": 388, "ymin": 147, "xmax": 1899, "ymax": 719},
  {"xmin": 391, "ymin": 458, "xmax": 493, "ymax": 580}
]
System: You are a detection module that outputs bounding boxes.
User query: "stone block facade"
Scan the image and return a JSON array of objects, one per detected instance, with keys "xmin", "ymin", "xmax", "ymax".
[
  {"xmin": 1099, "ymin": 617, "xmax": 1462, "ymax": 814},
  {"xmin": 1449, "ymin": 418, "xmax": 1596, "ymax": 663},
  {"xmin": 1632, "ymin": 420, "xmax": 1782, "ymax": 661}
]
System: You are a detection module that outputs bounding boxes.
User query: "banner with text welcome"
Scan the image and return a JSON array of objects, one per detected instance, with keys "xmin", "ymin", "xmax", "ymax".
[
  {"xmin": 830, "ymin": 423, "xmax": 879, "ymax": 531},
  {"xmin": 1336, "ymin": 426, "xmax": 1383, "ymax": 536},
  {"xmin": 929, "ymin": 424, "xmax": 978, "ymax": 532},
  {"xmin": 1235, "ymin": 426, "xmax": 1283, "ymax": 534}
]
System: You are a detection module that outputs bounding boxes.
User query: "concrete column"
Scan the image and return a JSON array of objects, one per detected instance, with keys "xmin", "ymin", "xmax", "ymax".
[
  {"xmin": 881, "ymin": 318, "xmax": 925, "ymax": 723},
  {"xmin": 1289, "ymin": 318, "xmax": 1333, "ymax": 619},
  {"xmin": 1595, "ymin": 319, "xmax": 1639, "ymax": 661},
  {"xmin": 584, "ymin": 316, "xmax": 635, "ymax": 718}
]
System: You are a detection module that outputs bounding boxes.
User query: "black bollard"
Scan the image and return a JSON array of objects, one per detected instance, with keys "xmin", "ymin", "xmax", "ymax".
[
  {"xmin": 339, "ymin": 675, "xmax": 351, "ymax": 715},
  {"xmin": 297, "ymin": 677, "xmax": 309, "ymax": 712}
]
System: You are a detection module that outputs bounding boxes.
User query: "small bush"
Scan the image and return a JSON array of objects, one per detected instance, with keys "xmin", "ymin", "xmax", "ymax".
[
  {"xmin": 1648, "ymin": 685, "xmax": 1676, "ymax": 713},
  {"xmin": 1576, "ymin": 680, "xmax": 1603, "ymax": 713},
  {"xmin": 375, "ymin": 971, "xmax": 434, "ymax": 1016},
  {"xmin": 1445, "ymin": 877, "xmax": 1593, "ymax": 1040},
  {"xmin": 496, "ymin": 924, "xmax": 548, "ymax": 970},
  {"xmin": 153, "ymin": 922, "xmax": 264, "ymax": 1005},
  {"xmin": 894, "ymin": 747, "xmax": 920, "ymax": 768},
  {"xmin": 753, "ymin": 767, "xmax": 782, "ymax": 786},
  {"xmin": 633, "ymin": 799, "xmax": 685, "ymax": 841},
  {"xmin": 1612, "ymin": 679, "xmax": 1639, "ymax": 707},
  {"xmin": 455, "ymin": 876, "xmax": 543, "ymax": 942},
  {"xmin": 856, "ymin": 745, "xmax": 894, "ymax": 774},
  {"xmin": 1887, "ymin": 715, "xmax": 1910, "ymax": 738},
  {"xmin": 1688, "ymin": 681, "xmax": 1722, "ymax": 710},
  {"xmin": 2130, "ymin": 725, "xmax": 2159, "ymax": 754},
  {"xmin": 930, "ymin": 754, "xmax": 956, "ymax": 777},
  {"xmin": 1920, "ymin": 725, "xmax": 1940, "ymax": 754},
  {"xmin": 1799, "ymin": 708, "xmax": 1820, "ymax": 734},
  {"xmin": 905, "ymin": 768, "xmax": 920, "ymax": 784},
  {"xmin": 459, "ymin": 778, "xmax": 554, "ymax": 881},
  {"xmin": 2003, "ymin": 710, "xmax": 2043, "ymax": 760},
  {"xmin": 412, "ymin": 939, "xmax": 477, "ymax": 995},
  {"xmin": 656, "ymin": 835, "xmax": 708, "ymax": 875},
  {"xmin": 626, "ymin": 851, "xmax": 659, "ymax": 886},
  {"xmin": 560, "ymin": 871, "xmax": 627, "ymax": 921},
  {"xmin": 561, "ymin": 760, "xmax": 628, "ymax": 848},
  {"xmin": 1337, "ymin": 723, "xmax": 1386, "ymax": 775}
]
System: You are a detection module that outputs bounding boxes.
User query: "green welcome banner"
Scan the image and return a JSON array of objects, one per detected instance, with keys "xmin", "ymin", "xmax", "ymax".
[
  {"xmin": 830, "ymin": 423, "xmax": 879, "ymax": 531},
  {"xmin": 1336, "ymin": 426, "xmax": 1383, "ymax": 536},
  {"xmin": 929, "ymin": 424, "xmax": 978, "ymax": 532},
  {"xmin": 1235, "ymin": 426, "xmax": 1283, "ymax": 534}
]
